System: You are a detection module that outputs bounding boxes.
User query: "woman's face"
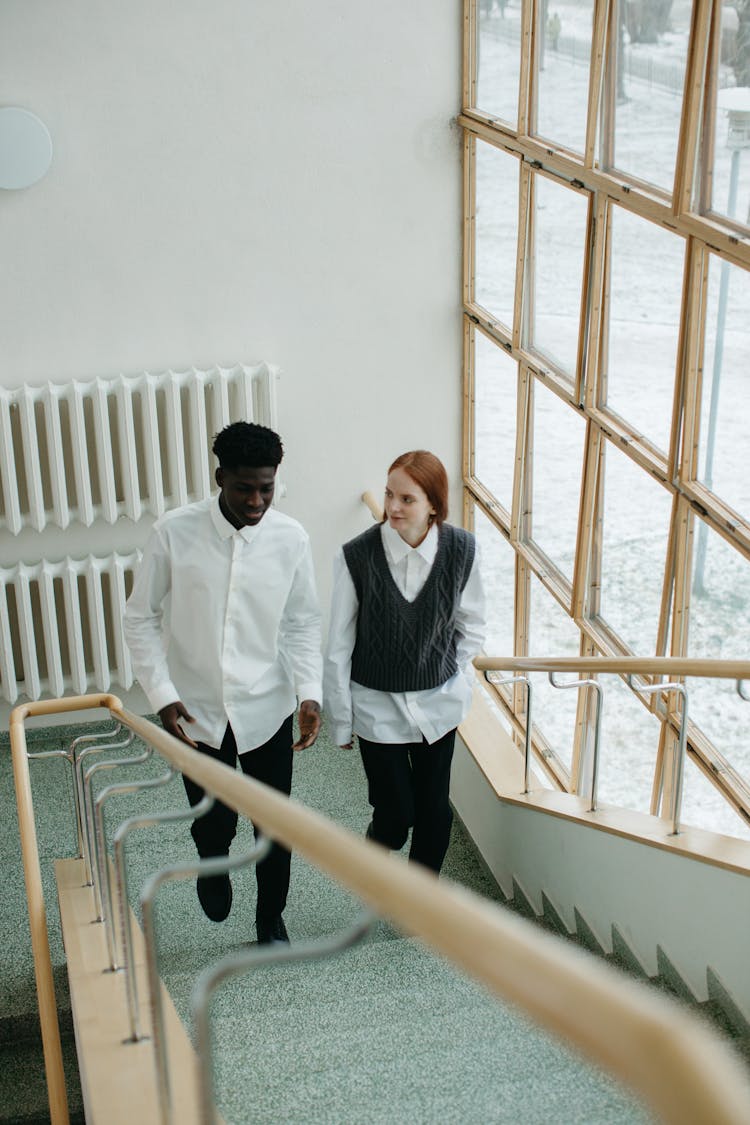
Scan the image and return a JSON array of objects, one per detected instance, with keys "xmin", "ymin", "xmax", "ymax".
[{"xmin": 384, "ymin": 466, "xmax": 436, "ymax": 547}]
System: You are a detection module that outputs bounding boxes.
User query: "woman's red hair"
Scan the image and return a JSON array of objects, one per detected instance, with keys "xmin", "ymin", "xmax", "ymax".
[{"xmin": 387, "ymin": 450, "xmax": 449, "ymax": 525}]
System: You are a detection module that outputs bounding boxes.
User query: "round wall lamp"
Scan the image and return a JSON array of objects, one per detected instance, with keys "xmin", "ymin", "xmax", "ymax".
[{"xmin": 0, "ymin": 107, "xmax": 53, "ymax": 189}]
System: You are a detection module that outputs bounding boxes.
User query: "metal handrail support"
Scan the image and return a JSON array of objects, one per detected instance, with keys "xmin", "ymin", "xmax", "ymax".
[
  {"xmin": 627, "ymin": 678, "xmax": 688, "ymax": 835},
  {"xmin": 140, "ymin": 841, "xmax": 272, "ymax": 1125},
  {"xmin": 737, "ymin": 680, "xmax": 750, "ymax": 702},
  {"xmin": 76, "ymin": 730, "xmax": 135, "ymax": 882},
  {"xmin": 67, "ymin": 725, "xmax": 123, "ymax": 857},
  {"xmin": 113, "ymin": 795, "xmax": 215, "ymax": 1043},
  {"xmin": 484, "ymin": 671, "xmax": 533, "ymax": 792},
  {"xmin": 548, "ymin": 672, "xmax": 604, "ymax": 812},
  {"xmin": 93, "ymin": 769, "xmax": 178, "ymax": 970},
  {"xmin": 83, "ymin": 744, "xmax": 150, "ymax": 914},
  {"xmin": 192, "ymin": 909, "xmax": 377, "ymax": 1125}
]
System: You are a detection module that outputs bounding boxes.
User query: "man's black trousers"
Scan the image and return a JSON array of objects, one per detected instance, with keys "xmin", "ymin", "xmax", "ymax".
[
  {"xmin": 182, "ymin": 716, "xmax": 294, "ymax": 923},
  {"xmin": 358, "ymin": 728, "xmax": 456, "ymax": 874}
]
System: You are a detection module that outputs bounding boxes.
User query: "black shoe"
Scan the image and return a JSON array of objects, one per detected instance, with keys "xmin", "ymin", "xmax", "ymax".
[
  {"xmin": 197, "ymin": 873, "xmax": 232, "ymax": 922},
  {"xmin": 366, "ymin": 821, "xmax": 375, "ymax": 841},
  {"xmin": 256, "ymin": 914, "xmax": 289, "ymax": 945}
]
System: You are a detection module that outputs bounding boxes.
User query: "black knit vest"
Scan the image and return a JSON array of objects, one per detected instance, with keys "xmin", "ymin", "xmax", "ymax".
[{"xmin": 343, "ymin": 523, "xmax": 476, "ymax": 693}]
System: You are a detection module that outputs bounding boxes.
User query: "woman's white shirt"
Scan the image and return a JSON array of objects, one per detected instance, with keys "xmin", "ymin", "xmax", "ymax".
[{"xmin": 324, "ymin": 521, "xmax": 485, "ymax": 746}]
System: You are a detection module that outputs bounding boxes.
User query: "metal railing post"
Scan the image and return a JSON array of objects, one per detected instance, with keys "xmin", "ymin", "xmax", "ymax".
[
  {"xmin": 627, "ymin": 678, "xmax": 689, "ymax": 835},
  {"xmin": 92, "ymin": 769, "xmax": 177, "ymax": 970},
  {"xmin": 75, "ymin": 729, "xmax": 135, "ymax": 882},
  {"xmin": 548, "ymin": 672, "xmax": 604, "ymax": 812},
  {"xmin": 140, "ymin": 841, "xmax": 272, "ymax": 1125},
  {"xmin": 82, "ymin": 743, "xmax": 150, "ymax": 916},
  {"xmin": 484, "ymin": 671, "xmax": 533, "ymax": 792},
  {"xmin": 113, "ymin": 795, "xmax": 214, "ymax": 1043},
  {"xmin": 191, "ymin": 910, "xmax": 377, "ymax": 1125}
]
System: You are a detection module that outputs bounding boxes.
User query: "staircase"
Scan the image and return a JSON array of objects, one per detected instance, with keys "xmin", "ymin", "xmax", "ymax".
[
  {"xmin": 2, "ymin": 716, "xmax": 747, "ymax": 1123},
  {"xmin": 500, "ymin": 877, "xmax": 750, "ymax": 1066}
]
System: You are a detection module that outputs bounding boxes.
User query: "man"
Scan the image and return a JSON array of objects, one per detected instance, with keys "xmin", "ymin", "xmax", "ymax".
[{"xmin": 123, "ymin": 421, "xmax": 322, "ymax": 944}]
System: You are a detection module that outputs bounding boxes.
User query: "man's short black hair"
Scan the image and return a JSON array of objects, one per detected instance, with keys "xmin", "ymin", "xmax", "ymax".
[{"xmin": 212, "ymin": 421, "xmax": 284, "ymax": 470}]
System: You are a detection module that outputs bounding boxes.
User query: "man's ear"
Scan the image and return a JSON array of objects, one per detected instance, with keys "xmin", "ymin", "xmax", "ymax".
[{"xmin": 215, "ymin": 466, "xmax": 224, "ymax": 489}]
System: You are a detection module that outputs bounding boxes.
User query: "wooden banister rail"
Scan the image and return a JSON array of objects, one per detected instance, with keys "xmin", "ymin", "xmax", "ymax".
[
  {"xmin": 475, "ymin": 655, "xmax": 750, "ymax": 680},
  {"xmin": 10, "ymin": 693, "xmax": 124, "ymax": 1125},
  {"xmin": 361, "ymin": 489, "xmax": 383, "ymax": 521},
  {"xmin": 11, "ymin": 696, "xmax": 750, "ymax": 1125}
]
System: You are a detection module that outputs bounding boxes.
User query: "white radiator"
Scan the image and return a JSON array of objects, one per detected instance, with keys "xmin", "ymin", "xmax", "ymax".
[
  {"xmin": 0, "ymin": 552, "xmax": 141, "ymax": 704},
  {"xmin": 1, "ymin": 360, "xmax": 279, "ymax": 704},
  {"xmin": 0, "ymin": 362, "xmax": 278, "ymax": 534}
]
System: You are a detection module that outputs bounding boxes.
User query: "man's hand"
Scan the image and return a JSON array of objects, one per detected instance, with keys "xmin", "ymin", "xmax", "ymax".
[
  {"xmin": 293, "ymin": 700, "xmax": 321, "ymax": 751},
  {"xmin": 159, "ymin": 701, "xmax": 198, "ymax": 748}
]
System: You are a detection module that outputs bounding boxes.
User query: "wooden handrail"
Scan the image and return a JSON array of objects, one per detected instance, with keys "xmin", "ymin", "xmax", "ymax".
[
  {"xmin": 475, "ymin": 655, "xmax": 750, "ymax": 680},
  {"xmin": 361, "ymin": 489, "xmax": 383, "ymax": 521},
  {"xmin": 11, "ymin": 696, "xmax": 750, "ymax": 1124},
  {"xmin": 10, "ymin": 693, "xmax": 123, "ymax": 1125}
]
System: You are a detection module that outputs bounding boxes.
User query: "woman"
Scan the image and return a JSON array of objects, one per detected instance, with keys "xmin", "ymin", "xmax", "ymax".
[{"xmin": 325, "ymin": 450, "xmax": 485, "ymax": 874}]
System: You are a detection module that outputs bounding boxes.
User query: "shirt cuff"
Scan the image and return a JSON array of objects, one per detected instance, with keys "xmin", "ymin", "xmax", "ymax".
[
  {"xmin": 296, "ymin": 682, "xmax": 323, "ymax": 707},
  {"xmin": 332, "ymin": 722, "xmax": 354, "ymax": 745},
  {"xmin": 144, "ymin": 681, "xmax": 182, "ymax": 715}
]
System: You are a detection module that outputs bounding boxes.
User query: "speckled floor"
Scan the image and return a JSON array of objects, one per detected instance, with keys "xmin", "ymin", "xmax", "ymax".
[{"xmin": 1, "ymin": 716, "xmax": 652, "ymax": 1124}]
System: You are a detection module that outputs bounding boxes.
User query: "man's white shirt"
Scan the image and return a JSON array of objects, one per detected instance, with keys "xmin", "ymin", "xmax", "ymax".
[
  {"xmin": 124, "ymin": 497, "xmax": 322, "ymax": 751},
  {"xmin": 324, "ymin": 521, "xmax": 486, "ymax": 747}
]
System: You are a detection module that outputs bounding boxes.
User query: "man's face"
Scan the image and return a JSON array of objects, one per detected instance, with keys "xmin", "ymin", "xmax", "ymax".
[{"xmin": 216, "ymin": 465, "xmax": 277, "ymax": 528}]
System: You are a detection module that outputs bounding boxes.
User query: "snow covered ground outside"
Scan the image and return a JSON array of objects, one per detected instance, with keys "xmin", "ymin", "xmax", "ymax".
[{"xmin": 472, "ymin": 2, "xmax": 750, "ymax": 839}]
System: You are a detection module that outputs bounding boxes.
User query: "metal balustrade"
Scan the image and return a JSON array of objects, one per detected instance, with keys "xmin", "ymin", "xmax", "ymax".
[
  {"xmin": 476, "ymin": 655, "xmax": 750, "ymax": 832},
  {"xmin": 10, "ymin": 692, "xmax": 750, "ymax": 1125}
]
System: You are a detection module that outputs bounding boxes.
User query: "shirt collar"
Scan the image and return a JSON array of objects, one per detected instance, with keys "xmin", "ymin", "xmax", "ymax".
[
  {"xmin": 210, "ymin": 494, "xmax": 264, "ymax": 542},
  {"xmin": 381, "ymin": 519, "xmax": 438, "ymax": 565}
]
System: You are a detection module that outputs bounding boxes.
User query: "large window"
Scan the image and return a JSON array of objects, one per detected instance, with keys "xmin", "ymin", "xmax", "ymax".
[{"xmin": 462, "ymin": 0, "xmax": 750, "ymax": 840}]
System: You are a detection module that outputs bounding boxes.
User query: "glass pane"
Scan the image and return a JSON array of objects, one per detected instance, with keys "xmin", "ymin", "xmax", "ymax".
[
  {"xmin": 474, "ymin": 332, "xmax": 518, "ymax": 511},
  {"xmin": 534, "ymin": 0, "xmax": 594, "ymax": 153},
  {"xmin": 529, "ymin": 379, "xmax": 585, "ymax": 582},
  {"xmin": 601, "ymin": 0, "xmax": 693, "ymax": 192},
  {"xmin": 601, "ymin": 207, "xmax": 683, "ymax": 454},
  {"xmin": 475, "ymin": 141, "xmax": 520, "ymax": 327},
  {"xmin": 687, "ymin": 518, "xmax": 750, "ymax": 839},
  {"xmin": 596, "ymin": 672, "xmax": 661, "ymax": 814},
  {"xmin": 528, "ymin": 173, "xmax": 588, "ymax": 375},
  {"xmin": 476, "ymin": 2, "xmax": 521, "ymax": 124},
  {"xmin": 700, "ymin": 37, "xmax": 750, "ymax": 229},
  {"xmin": 528, "ymin": 575, "xmax": 582, "ymax": 778},
  {"xmin": 697, "ymin": 255, "xmax": 750, "ymax": 524},
  {"xmin": 681, "ymin": 752, "xmax": 750, "ymax": 840},
  {"xmin": 473, "ymin": 502, "xmax": 515, "ymax": 659},
  {"xmin": 596, "ymin": 439, "xmax": 672, "ymax": 652}
]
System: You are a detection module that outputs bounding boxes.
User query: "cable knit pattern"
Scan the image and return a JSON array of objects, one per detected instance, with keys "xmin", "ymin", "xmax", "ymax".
[{"xmin": 343, "ymin": 523, "xmax": 476, "ymax": 692}]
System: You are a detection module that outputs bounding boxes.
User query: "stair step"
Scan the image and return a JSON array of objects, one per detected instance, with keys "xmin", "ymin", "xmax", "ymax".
[
  {"xmin": 707, "ymin": 967, "xmax": 750, "ymax": 1038},
  {"xmin": 573, "ymin": 906, "xmax": 607, "ymax": 956},
  {"xmin": 498, "ymin": 887, "xmax": 750, "ymax": 1062},
  {"xmin": 0, "ymin": 1008, "xmax": 74, "ymax": 1047},
  {"xmin": 158, "ymin": 927, "xmax": 650, "ymax": 1125},
  {"xmin": 655, "ymin": 945, "xmax": 699, "ymax": 1005},
  {"xmin": 0, "ymin": 1033, "xmax": 83, "ymax": 1125},
  {"xmin": 610, "ymin": 926, "xmax": 650, "ymax": 980}
]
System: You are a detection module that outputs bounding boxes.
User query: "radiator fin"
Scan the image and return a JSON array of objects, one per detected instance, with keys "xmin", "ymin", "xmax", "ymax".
[
  {"xmin": 0, "ymin": 363, "xmax": 277, "ymax": 534},
  {"xmin": 0, "ymin": 554, "xmax": 141, "ymax": 704}
]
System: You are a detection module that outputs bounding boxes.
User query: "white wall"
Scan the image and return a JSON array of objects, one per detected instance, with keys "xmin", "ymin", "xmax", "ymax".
[
  {"xmin": 0, "ymin": 1, "xmax": 463, "ymax": 643},
  {"xmin": 452, "ymin": 740, "xmax": 750, "ymax": 1020}
]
